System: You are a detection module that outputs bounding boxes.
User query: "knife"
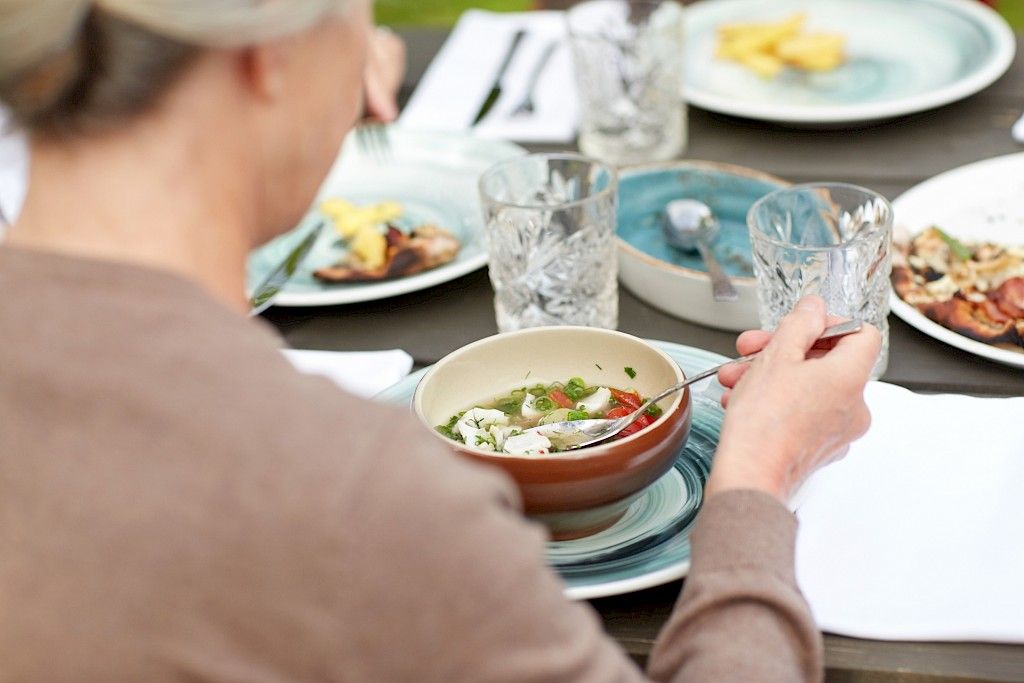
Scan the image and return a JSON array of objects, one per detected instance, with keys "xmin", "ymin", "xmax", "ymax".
[
  {"xmin": 472, "ymin": 29, "xmax": 527, "ymax": 126},
  {"xmin": 249, "ymin": 220, "xmax": 326, "ymax": 316}
]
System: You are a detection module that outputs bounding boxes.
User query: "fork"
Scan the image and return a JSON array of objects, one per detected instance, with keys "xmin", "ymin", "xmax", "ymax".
[
  {"xmin": 510, "ymin": 41, "xmax": 559, "ymax": 118},
  {"xmin": 355, "ymin": 124, "xmax": 392, "ymax": 164}
]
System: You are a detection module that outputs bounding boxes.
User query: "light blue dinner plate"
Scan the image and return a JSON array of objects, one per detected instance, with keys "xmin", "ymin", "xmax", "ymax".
[
  {"xmin": 247, "ymin": 127, "xmax": 524, "ymax": 307},
  {"xmin": 685, "ymin": 0, "xmax": 1016, "ymax": 125},
  {"xmin": 376, "ymin": 340, "xmax": 728, "ymax": 601}
]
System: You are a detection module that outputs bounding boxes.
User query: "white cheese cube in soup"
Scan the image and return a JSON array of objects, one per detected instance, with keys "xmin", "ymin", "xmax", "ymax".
[
  {"xmin": 502, "ymin": 431, "xmax": 552, "ymax": 456},
  {"xmin": 576, "ymin": 387, "xmax": 611, "ymax": 414},
  {"xmin": 457, "ymin": 408, "xmax": 509, "ymax": 447}
]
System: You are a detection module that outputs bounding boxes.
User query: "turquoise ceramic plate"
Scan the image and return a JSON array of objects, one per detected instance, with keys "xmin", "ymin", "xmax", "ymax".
[
  {"xmin": 247, "ymin": 127, "xmax": 524, "ymax": 307},
  {"xmin": 616, "ymin": 161, "xmax": 787, "ymax": 332},
  {"xmin": 376, "ymin": 340, "xmax": 727, "ymax": 600},
  {"xmin": 685, "ymin": 0, "xmax": 1016, "ymax": 125}
]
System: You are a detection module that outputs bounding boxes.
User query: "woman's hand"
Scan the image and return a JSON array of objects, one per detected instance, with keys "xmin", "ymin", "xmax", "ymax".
[
  {"xmin": 706, "ymin": 296, "xmax": 881, "ymax": 503},
  {"xmin": 364, "ymin": 27, "xmax": 407, "ymax": 122}
]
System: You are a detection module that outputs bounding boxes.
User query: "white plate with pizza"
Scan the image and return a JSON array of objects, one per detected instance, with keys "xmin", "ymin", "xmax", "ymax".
[
  {"xmin": 247, "ymin": 126, "xmax": 524, "ymax": 307},
  {"xmin": 890, "ymin": 152, "xmax": 1024, "ymax": 369}
]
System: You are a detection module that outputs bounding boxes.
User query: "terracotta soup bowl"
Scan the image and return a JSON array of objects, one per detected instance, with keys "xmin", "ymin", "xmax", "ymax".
[{"xmin": 414, "ymin": 327, "xmax": 692, "ymax": 540}]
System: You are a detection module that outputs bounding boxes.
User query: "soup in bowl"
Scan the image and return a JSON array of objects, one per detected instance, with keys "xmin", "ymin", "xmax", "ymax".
[{"xmin": 413, "ymin": 327, "xmax": 692, "ymax": 540}]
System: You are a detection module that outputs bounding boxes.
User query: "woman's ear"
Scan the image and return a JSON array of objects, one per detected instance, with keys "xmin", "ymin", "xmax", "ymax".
[{"xmin": 238, "ymin": 40, "xmax": 289, "ymax": 102}]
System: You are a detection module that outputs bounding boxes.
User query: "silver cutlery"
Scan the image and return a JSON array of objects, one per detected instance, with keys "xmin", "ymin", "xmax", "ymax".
[
  {"xmin": 249, "ymin": 220, "xmax": 326, "ymax": 316},
  {"xmin": 355, "ymin": 123, "xmax": 392, "ymax": 164},
  {"xmin": 525, "ymin": 319, "xmax": 865, "ymax": 450},
  {"xmin": 510, "ymin": 40, "xmax": 559, "ymax": 118},
  {"xmin": 663, "ymin": 199, "xmax": 739, "ymax": 302},
  {"xmin": 473, "ymin": 29, "xmax": 528, "ymax": 125}
]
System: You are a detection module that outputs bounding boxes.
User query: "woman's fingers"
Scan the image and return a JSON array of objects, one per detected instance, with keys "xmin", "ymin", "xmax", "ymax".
[
  {"xmin": 717, "ymin": 360, "xmax": 754, "ymax": 389},
  {"xmin": 821, "ymin": 323, "xmax": 883, "ymax": 376},
  {"xmin": 736, "ymin": 329, "xmax": 772, "ymax": 356},
  {"xmin": 364, "ymin": 27, "xmax": 406, "ymax": 122},
  {"xmin": 764, "ymin": 296, "xmax": 828, "ymax": 361}
]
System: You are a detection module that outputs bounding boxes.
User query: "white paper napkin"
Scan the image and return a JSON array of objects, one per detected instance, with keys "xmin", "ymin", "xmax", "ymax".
[
  {"xmin": 282, "ymin": 348, "xmax": 413, "ymax": 399},
  {"xmin": 400, "ymin": 10, "xmax": 579, "ymax": 143},
  {"xmin": 793, "ymin": 381, "xmax": 1024, "ymax": 643},
  {"xmin": 0, "ymin": 106, "xmax": 29, "ymax": 234}
]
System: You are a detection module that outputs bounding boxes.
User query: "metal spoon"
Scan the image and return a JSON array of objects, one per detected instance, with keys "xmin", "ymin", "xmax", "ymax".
[
  {"xmin": 524, "ymin": 319, "xmax": 864, "ymax": 451},
  {"xmin": 663, "ymin": 199, "xmax": 739, "ymax": 302}
]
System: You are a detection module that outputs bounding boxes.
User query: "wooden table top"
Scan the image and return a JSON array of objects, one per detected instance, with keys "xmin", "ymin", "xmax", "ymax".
[{"xmin": 265, "ymin": 27, "xmax": 1024, "ymax": 682}]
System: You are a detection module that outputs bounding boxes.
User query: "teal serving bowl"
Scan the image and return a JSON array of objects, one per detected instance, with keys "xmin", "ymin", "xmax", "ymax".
[{"xmin": 617, "ymin": 160, "xmax": 789, "ymax": 331}]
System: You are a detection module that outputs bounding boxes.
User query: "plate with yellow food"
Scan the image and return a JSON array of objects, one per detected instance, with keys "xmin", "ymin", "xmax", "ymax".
[
  {"xmin": 247, "ymin": 126, "xmax": 524, "ymax": 306},
  {"xmin": 684, "ymin": 0, "xmax": 1015, "ymax": 125}
]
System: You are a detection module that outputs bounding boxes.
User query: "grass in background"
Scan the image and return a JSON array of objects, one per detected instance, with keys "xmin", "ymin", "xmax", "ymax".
[
  {"xmin": 1000, "ymin": 1, "xmax": 1024, "ymax": 29},
  {"xmin": 376, "ymin": 1, "xmax": 533, "ymax": 26},
  {"xmin": 376, "ymin": 0, "xmax": 1024, "ymax": 28}
]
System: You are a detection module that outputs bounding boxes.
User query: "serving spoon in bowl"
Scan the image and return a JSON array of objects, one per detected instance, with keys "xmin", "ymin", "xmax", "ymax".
[{"xmin": 525, "ymin": 319, "xmax": 864, "ymax": 451}]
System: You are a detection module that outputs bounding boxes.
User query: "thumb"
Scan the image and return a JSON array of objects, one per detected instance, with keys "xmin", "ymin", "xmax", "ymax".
[{"xmin": 766, "ymin": 296, "xmax": 828, "ymax": 361}]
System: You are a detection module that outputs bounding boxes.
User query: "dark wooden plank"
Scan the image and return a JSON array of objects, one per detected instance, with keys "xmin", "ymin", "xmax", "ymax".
[{"xmin": 589, "ymin": 582, "xmax": 1024, "ymax": 682}]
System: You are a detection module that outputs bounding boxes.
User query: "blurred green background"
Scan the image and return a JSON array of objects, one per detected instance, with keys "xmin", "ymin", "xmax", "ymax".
[
  {"xmin": 376, "ymin": 1, "xmax": 533, "ymax": 26},
  {"xmin": 376, "ymin": 0, "xmax": 1024, "ymax": 28}
]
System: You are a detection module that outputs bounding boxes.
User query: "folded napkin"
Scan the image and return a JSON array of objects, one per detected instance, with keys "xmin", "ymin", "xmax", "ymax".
[
  {"xmin": 0, "ymin": 107, "xmax": 29, "ymax": 233},
  {"xmin": 794, "ymin": 381, "xmax": 1024, "ymax": 643},
  {"xmin": 400, "ymin": 10, "xmax": 579, "ymax": 143},
  {"xmin": 282, "ymin": 349, "xmax": 413, "ymax": 399}
]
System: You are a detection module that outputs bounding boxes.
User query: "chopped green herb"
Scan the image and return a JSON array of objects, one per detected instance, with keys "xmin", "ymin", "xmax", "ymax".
[
  {"xmin": 475, "ymin": 432, "xmax": 497, "ymax": 448},
  {"xmin": 624, "ymin": 366, "xmax": 637, "ymax": 379},
  {"xmin": 567, "ymin": 409, "xmax": 589, "ymax": 421},
  {"xmin": 934, "ymin": 227, "xmax": 972, "ymax": 261},
  {"xmin": 568, "ymin": 377, "xmax": 586, "ymax": 388},
  {"xmin": 435, "ymin": 425, "xmax": 460, "ymax": 441},
  {"xmin": 494, "ymin": 396, "xmax": 521, "ymax": 415},
  {"xmin": 645, "ymin": 404, "xmax": 663, "ymax": 418},
  {"xmin": 527, "ymin": 384, "xmax": 547, "ymax": 397},
  {"xmin": 563, "ymin": 383, "xmax": 586, "ymax": 401},
  {"xmin": 533, "ymin": 396, "xmax": 556, "ymax": 412}
]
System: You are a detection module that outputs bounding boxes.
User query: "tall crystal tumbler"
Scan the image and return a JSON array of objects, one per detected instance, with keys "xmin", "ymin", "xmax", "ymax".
[
  {"xmin": 479, "ymin": 153, "xmax": 619, "ymax": 333},
  {"xmin": 567, "ymin": 0, "xmax": 686, "ymax": 166},
  {"xmin": 747, "ymin": 183, "xmax": 893, "ymax": 378}
]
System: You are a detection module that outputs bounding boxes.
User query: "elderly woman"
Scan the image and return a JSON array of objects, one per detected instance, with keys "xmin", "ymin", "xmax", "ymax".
[{"xmin": 0, "ymin": 1, "xmax": 880, "ymax": 681}]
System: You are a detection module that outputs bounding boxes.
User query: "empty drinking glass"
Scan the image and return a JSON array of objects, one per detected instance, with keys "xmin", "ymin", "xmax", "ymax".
[
  {"xmin": 567, "ymin": 0, "xmax": 687, "ymax": 166},
  {"xmin": 747, "ymin": 183, "xmax": 893, "ymax": 378},
  {"xmin": 479, "ymin": 153, "xmax": 619, "ymax": 333}
]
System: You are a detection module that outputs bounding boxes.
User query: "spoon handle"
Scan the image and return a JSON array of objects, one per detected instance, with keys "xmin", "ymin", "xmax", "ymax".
[
  {"xmin": 697, "ymin": 241, "xmax": 739, "ymax": 302},
  {"xmin": 636, "ymin": 319, "xmax": 865, "ymax": 416}
]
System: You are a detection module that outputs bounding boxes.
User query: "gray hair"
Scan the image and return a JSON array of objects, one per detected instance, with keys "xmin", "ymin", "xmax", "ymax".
[{"xmin": 0, "ymin": 0, "xmax": 351, "ymax": 135}]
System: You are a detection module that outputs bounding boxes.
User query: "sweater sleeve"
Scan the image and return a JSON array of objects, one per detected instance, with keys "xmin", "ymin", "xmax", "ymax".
[{"xmin": 647, "ymin": 490, "xmax": 824, "ymax": 683}]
